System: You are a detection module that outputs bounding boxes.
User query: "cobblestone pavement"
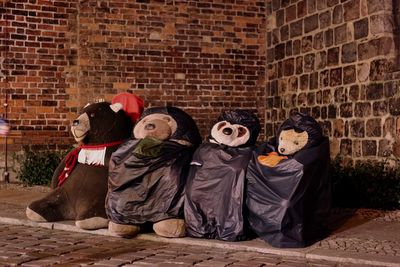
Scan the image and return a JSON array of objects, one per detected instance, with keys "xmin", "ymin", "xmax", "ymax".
[{"xmin": 0, "ymin": 224, "xmax": 371, "ymax": 267}]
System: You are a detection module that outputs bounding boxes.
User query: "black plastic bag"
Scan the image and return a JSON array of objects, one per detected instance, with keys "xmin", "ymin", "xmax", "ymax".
[
  {"xmin": 106, "ymin": 106, "xmax": 201, "ymax": 225},
  {"xmin": 184, "ymin": 141, "xmax": 254, "ymax": 241},
  {"xmin": 246, "ymin": 137, "xmax": 331, "ymax": 248}
]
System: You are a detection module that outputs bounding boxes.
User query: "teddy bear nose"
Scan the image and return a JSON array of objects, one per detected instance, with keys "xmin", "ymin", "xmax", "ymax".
[
  {"xmin": 280, "ymin": 148, "xmax": 285, "ymax": 153},
  {"xmin": 222, "ymin": 127, "xmax": 233, "ymax": 135},
  {"xmin": 145, "ymin": 123, "xmax": 156, "ymax": 130},
  {"xmin": 72, "ymin": 120, "xmax": 80, "ymax": 126}
]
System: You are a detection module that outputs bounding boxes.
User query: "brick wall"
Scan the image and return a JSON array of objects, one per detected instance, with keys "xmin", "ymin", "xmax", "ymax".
[
  {"xmin": 1, "ymin": 0, "xmax": 78, "ymax": 150},
  {"xmin": 76, "ymin": 0, "xmax": 266, "ymax": 137},
  {"xmin": 265, "ymin": 0, "xmax": 400, "ymax": 163}
]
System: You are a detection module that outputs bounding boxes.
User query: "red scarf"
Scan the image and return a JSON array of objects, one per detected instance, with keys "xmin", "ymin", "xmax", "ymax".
[{"xmin": 57, "ymin": 140, "xmax": 124, "ymax": 187}]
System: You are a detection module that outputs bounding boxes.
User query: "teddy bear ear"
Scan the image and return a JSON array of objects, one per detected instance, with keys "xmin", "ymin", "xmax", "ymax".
[{"xmin": 110, "ymin": 102, "xmax": 123, "ymax": 113}]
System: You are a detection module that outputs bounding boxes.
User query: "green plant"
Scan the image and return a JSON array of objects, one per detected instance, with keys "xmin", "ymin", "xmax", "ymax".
[
  {"xmin": 16, "ymin": 146, "xmax": 69, "ymax": 186},
  {"xmin": 331, "ymin": 157, "xmax": 400, "ymax": 210}
]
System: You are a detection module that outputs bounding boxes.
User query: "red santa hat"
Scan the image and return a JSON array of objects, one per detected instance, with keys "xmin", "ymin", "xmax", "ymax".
[{"xmin": 112, "ymin": 92, "xmax": 144, "ymax": 123}]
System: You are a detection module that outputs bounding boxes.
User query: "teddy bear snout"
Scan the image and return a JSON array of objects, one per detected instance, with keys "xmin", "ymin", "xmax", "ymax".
[
  {"xmin": 222, "ymin": 127, "xmax": 233, "ymax": 136},
  {"xmin": 145, "ymin": 123, "xmax": 156, "ymax": 131}
]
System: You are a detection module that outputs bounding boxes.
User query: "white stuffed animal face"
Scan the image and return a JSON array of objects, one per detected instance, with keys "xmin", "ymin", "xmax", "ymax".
[
  {"xmin": 133, "ymin": 113, "xmax": 177, "ymax": 141},
  {"xmin": 210, "ymin": 121, "xmax": 250, "ymax": 147},
  {"xmin": 278, "ymin": 129, "xmax": 309, "ymax": 155}
]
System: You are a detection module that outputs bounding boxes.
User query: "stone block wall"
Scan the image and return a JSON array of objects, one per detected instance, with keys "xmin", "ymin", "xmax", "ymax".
[{"xmin": 265, "ymin": 0, "xmax": 400, "ymax": 163}]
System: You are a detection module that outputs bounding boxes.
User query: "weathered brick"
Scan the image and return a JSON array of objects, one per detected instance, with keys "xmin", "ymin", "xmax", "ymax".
[
  {"xmin": 358, "ymin": 37, "xmax": 394, "ymax": 60},
  {"xmin": 330, "ymin": 67, "xmax": 342, "ymax": 86},
  {"xmin": 343, "ymin": 65, "xmax": 356, "ymax": 84},
  {"xmin": 340, "ymin": 103, "xmax": 353, "ymax": 117},
  {"xmin": 283, "ymin": 58, "xmax": 295, "ymax": 76},
  {"xmin": 313, "ymin": 32, "xmax": 324, "ymax": 49},
  {"xmin": 316, "ymin": 51, "xmax": 327, "ymax": 69},
  {"xmin": 319, "ymin": 11, "xmax": 331, "ymax": 29},
  {"xmin": 350, "ymin": 119, "xmax": 365, "ymax": 137},
  {"xmin": 342, "ymin": 42, "xmax": 357, "ymax": 63},
  {"xmin": 304, "ymin": 14, "xmax": 319, "ymax": 33},
  {"xmin": 370, "ymin": 59, "xmax": 392, "ymax": 81},
  {"xmin": 389, "ymin": 97, "xmax": 400, "ymax": 115},
  {"xmin": 370, "ymin": 14, "xmax": 394, "ymax": 34},
  {"xmin": 297, "ymin": 0, "xmax": 307, "ymax": 18},
  {"xmin": 334, "ymin": 24, "xmax": 348, "ymax": 45},
  {"xmin": 367, "ymin": 0, "xmax": 393, "ymax": 14},
  {"xmin": 286, "ymin": 4, "xmax": 297, "ymax": 23},
  {"xmin": 355, "ymin": 102, "xmax": 372, "ymax": 117},
  {"xmin": 366, "ymin": 118, "xmax": 382, "ymax": 137},
  {"xmin": 302, "ymin": 36, "xmax": 313, "ymax": 53},
  {"xmin": 328, "ymin": 47, "xmax": 339, "ymax": 66},
  {"xmin": 332, "ymin": 5, "xmax": 343, "ymax": 24},
  {"xmin": 324, "ymin": 29, "xmax": 334, "ymax": 47},
  {"xmin": 362, "ymin": 140, "xmax": 377, "ymax": 156},
  {"xmin": 304, "ymin": 53, "xmax": 315, "ymax": 72},
  {"xmin": 343, "ymin": 0, "xmax": 360, "ymax": 21},
  {"xmin": 290, "ymin": 20, "xmax": 303, "ymax": 38},
  {"xmin": 354, "ymin": 18, "xmax": 369, "ymax": 40},
  {"xmin": 340, "ymin": 139, "xmax": 352, "ymax": 156},
  {"xmin": 366, "ymin": 83, "xmax": 384, "ymax": 100}
]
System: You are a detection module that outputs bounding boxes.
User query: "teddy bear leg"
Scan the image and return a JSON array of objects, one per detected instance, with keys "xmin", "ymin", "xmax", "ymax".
[
  {"xmin": 26, "ymin": 189, "xmax": 73, "ymax": 222},
  {"xmin": 75, "ymin": 217, "xmax": 109, "ymax": 230},
  {"xmin": 108, "ymin": 221, "xmax": 141, "ymax": 238},
  {"xmin": 153, "ymin": 218, "xmax": 186, "ymax": 238}
]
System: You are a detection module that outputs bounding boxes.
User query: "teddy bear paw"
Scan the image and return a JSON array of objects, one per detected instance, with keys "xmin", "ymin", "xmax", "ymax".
[
  {"xmin": 153, "ymin": 218, "xmax": 186, "ymax": 238},
  {"xmin": 26, "ymin": 207, "xmax": 47, "ymax": 222},
  {"xmin": 258, "ymin": 152, "xmax": 288, "ymax": 168},
  {"xmin": 108, "ymin": 221, "xmax": 140, "ymax": 238},
  {"xmin": 75, "ymin": 217, "xmax": 109, "ymax": 230}
]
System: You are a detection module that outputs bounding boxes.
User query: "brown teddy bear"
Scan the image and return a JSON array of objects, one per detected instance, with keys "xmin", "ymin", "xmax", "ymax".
[
  {"xmin": 106, "ymin": 106, "xmax": 201, "ymax": 238},
  {"xmin": 26, "ymin": 93, "xmax": 144, "ymax": 230}
]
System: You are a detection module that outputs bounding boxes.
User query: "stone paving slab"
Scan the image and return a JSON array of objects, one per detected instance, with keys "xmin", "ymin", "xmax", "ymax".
[{"xmin": 0, "ymin": 184, "xmax": 399, "ymax": 266}]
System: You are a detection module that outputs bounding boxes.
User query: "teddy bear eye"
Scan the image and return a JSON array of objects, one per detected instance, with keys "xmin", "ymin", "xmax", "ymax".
[
  {"xmin": 237, "ymin": 127, "xmax": 247, "ymax": 137},
  {"xmin": 217, "ymin": 122, "xmax": 226, "ymax": 130},
  {"xmin": 294, "ymin": 141, "xmax": 299, "ymax": 145},
  {"xmin": 164, "ymin": 117, "xmax": 171, "ymax": 122},
  {"xmin": 90, "ymin": 113, "xmax": 95, "ymax": 118}
]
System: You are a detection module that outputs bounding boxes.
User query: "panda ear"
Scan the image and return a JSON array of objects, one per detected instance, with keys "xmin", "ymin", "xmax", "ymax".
[{"xmin": 110, "ymin": 102, "xmax": 123, "ymax": 113}]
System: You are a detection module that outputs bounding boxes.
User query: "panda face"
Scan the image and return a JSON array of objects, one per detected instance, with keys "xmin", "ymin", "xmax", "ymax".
[
  {"xmin": 133, "ymin": 113, "xmax": 177, "ymax": 141},
  {"xmin": 210, "ymin": 120, "xmax": 250, "ymax": 147},
  {"xmin": 277, "ymin": 129, "xmax": 309, "ymax": 155}
]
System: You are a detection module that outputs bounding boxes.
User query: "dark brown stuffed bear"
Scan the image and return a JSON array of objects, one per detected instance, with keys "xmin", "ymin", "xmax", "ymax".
[{"xmin": 26, "ymin": 95, "xmax": 143, "ymax": 230}]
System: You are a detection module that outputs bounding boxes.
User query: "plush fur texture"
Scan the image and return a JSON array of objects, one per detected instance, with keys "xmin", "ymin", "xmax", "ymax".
[{"xmin": 26, "ymin": 101, "xmax": 137, "ymax": 230}]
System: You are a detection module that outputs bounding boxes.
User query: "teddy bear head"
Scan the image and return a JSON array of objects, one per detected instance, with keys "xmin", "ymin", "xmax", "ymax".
[
  {"xmin": 133, "ymin": 106, "xmax": 202, "ymax": 146},
  {"xmin": 276, "ymin": 112, "xmax": 323, "ymax": 156},
  {"xmin": 71, "ymin": 101, "xmax": 134, "ymax": 145},
  {"xmin": 210, "ymin": 110, "xmax": 260, "ymax": 147}
]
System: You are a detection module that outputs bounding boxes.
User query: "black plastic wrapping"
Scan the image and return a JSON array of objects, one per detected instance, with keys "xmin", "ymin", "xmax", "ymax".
[
  {"xmin": 184, "ymin": 141, "xmax": 254, "ymax": 241},
  {"xmin": 246, "ymin": 137, "xmax": 331, "ymax": 248},
  {"xmin": 106, "ymin": 139, "xmax": 194, "ymax": 224},
  {"xmin": 106, "ymin": 106, "xmax": 201, "ymax": 225}
]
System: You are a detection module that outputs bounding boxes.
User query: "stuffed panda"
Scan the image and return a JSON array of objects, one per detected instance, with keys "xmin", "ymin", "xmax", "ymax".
[
  {"xmin": 246, "ymin": 112, "xmax": 331, "ymax": 248},
  {"xmin": 184, "ymin": 110, "xmax": 260, "ymax": 241},
  {"xmin": 106, "ymin": 106, "xmax": 201, "ymax": 238},
  {"xmin": 26, "ymin": 93, "xmax": 144, "ymax": 230}
]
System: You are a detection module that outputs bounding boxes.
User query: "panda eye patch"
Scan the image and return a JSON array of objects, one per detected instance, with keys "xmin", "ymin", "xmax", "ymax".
[
  {"xmin": 217, "ymin": 122, "xmax": 226, "ymax": 130},
  {"xmin": 237, "ymin": 127, "xmax": 247, "ymax": 137}
]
